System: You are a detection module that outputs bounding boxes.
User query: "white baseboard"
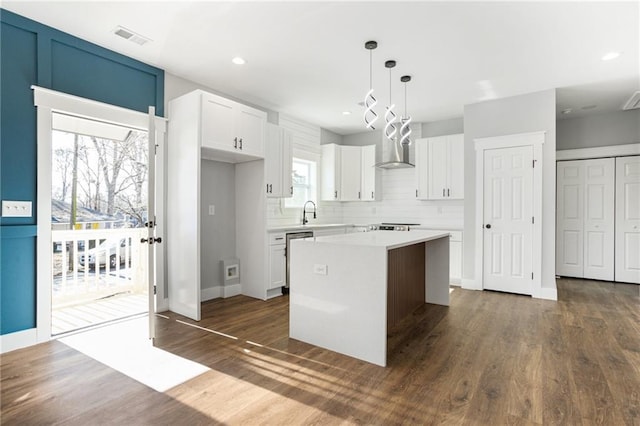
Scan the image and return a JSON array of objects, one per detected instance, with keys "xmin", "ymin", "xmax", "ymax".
[
  {"xmin": 201, "ymin": 286, "xmax": 222, "ymax": 301},
  {"xmin": 223, "ymin": 284, "xmax": 241, "ymax": 298},
  {"xmin": 201, "ymin": 284, "xmax": 242, "ymax": 302},
  {"xmin": 156, "ymin": 297, "xmax": 169, "ymax": 312},
  {"xmin": 539, "ymin": 286, "xmax": 558, "ymax": 301},
  {"xmin": 461, "ymin": 278, "xmax": 481, "ymax": 290},
  {"xmin": 1, "ymin": 328, "xmax": 37, "ymax": 354}
]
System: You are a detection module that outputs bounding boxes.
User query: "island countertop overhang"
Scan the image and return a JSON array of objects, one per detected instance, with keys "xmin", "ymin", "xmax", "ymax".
[{"xmin": 293, "ymin": 230, "xmax": 451, "ymax": 251}]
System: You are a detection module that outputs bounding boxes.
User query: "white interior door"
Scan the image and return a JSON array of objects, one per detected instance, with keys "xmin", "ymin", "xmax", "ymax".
[
  {"xmin": 556, "ymin": 161, "xmax": 584, "ymax": 277},
  {"xmin": 483, "ymin": 145, "xmax": 533, "ymax": 295},
  {"xmin": 615, "ymin": 155, "xmax": 640, "ymax": 283},
  {"xmin": 583, "ymin": 158, "xmax": 614, "ymax": 280}
]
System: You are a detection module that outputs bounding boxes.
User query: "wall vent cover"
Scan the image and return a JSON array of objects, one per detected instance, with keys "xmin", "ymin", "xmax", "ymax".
[
  {"xmin": 113, "ymin": 26, "xmax": 151, "ymax": 46},
  {"xmin": 622, "ymin": 91, "xmax": 640, "ymax": 110}
]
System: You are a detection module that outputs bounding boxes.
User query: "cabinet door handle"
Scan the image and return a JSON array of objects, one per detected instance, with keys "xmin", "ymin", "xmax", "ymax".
[
  {"xmin": 266, "ymin": 183, "xmax": 269, "ymax": 193},
  {"xmin": 447, "ymin": 188, "xmax": 450, "ymax": 197},
  {"xmin": 234, "ymin": 137, "xmax": 238, "ymax": 149},
  {"xmin": 270, "ymin": 184, "xmax": 273, "ymax": 193},
  {"xmin": 358, "ymin": 191, "xmax": 361, "ymax": 199},
  {"xmin": 239, "ymin": 138, "xmax": 243, "ymax": 150},
  {"xmin": 290, "ymin": 186, "xmax": 293, "ymax": 195},
  {"xmin": 334, "ymin": 190, "xmax": 338, "ymax": 199},
  {"xmin": 443, "ymin": 188, "xmax": 445, "ymax": 197},
  {"xmin": 416, "ymin": 189, "xmax": 418, "ymax": 197},
  {"xmin": 372, "ymin": 191, "xmax": 374, "ymax": 199}
]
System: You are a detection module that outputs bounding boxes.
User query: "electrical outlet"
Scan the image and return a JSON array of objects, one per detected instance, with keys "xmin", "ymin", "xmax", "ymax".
[
  {"xmin": 2, "ymin": 200, "xmax": 32, "ymax": 217},
  {"xmin": 208, "ymin": 205, "xmax": 215, "ymax": 216},
  {"xmin": 313, "ymin": 264, "xmax": 328, "ymax": 275}
]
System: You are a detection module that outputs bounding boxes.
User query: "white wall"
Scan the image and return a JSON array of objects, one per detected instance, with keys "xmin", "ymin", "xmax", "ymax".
[
  {"xmin": 557, "ymin": 109, "xmax": 640, "ymax": 150},
  {"xmin": 463, "ymin": 89, "xmax": 557, "ymax": 295},
  {"xmin": 421, "ymin": 117, "xmax": 464, "ymax": 138},
  {"xmin": 200, "ymin": 160, "xmax": 236, "ymax": 290}
]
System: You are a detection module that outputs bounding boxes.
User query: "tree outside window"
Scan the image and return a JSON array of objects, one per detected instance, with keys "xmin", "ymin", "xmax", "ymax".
[{"xmin": 285, "ymin": 157, "xmax": 317, "ymax": 208}]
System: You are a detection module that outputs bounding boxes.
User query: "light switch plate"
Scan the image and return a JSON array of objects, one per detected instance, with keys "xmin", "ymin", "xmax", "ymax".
[
  {"xmin": 2, "ymin": 200, "xmax": 32, "ymax": 217},
  {"xmin": 313, "ymin": 264, "xmax": 328, "ymax": 275},
  {"xmin": 208, "ymin": 205, "xmax": 215, "ymax": 216}
]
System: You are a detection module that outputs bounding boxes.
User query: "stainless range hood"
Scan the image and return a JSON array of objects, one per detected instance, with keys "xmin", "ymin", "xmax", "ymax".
[{"xmin": 375, "ymin": 135, "xmax": 414, "ymax": 169}]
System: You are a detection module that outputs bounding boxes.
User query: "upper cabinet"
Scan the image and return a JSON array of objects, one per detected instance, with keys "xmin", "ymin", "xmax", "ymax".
[
  {"xmin": 201, "ymin": 91, "xmax": 267, "ymax": 160},
  {"xmin": 415, "ymin": 134, "xmax": 464, "ymax": 200},
  {"xmin": 321, "ymin": 144, "xmax": 377, "ymax": 201},
  {"xmin": 265, "ymin": 124, "xmax": 293, "ymax": 198}
]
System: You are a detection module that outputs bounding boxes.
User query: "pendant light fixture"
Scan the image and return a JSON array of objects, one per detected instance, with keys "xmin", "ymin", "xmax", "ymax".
[
  {"xmin": 384, "ymin": 60, "xmax": 398, "ymax": 142},
  {"xmin": 363, "ymin": 40, "xmax": 378, "ymax": 130},
  {"xmin": 400, "ymin": 75, "xmax": 412, "ymax": 146}
]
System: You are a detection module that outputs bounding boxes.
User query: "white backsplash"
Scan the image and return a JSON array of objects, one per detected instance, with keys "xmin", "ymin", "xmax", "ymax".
[{"xmin": 266, "ymin": 168, "xmax": 464, "ymax": 230}]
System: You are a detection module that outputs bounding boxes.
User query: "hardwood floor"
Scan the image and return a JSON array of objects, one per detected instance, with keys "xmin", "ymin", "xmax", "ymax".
[{"xmin": 2, "ymin": 278, "xmax": 639, "ymax": 425}]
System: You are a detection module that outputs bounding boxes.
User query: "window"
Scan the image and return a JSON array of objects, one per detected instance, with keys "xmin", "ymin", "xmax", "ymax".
[{"xmin": 285, "ymin": 157, "xmax": 317, "ymax": 208}]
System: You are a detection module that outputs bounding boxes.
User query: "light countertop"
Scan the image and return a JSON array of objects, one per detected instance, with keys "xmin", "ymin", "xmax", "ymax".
[
  {"xmin": 294, "ymin": 230, "xmax": 450, "ymax": 250},
  {"xmin": 267, "ymin": 223, "xmax": 352, "ymax": 233}
]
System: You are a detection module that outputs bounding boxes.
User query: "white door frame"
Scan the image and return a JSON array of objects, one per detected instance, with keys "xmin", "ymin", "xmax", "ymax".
[
  {"xmin": 33, "ymin": 86, "xmax": 166, "ymax": 344},
  {"xmin": 474, "ymin": 131, "xmax": 545, "ymax": 298}
]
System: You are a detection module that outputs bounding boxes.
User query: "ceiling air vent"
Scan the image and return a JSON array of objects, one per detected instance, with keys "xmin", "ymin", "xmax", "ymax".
[
  {"xmin": 622, "ymin": 91, "xmax": 640, "ymax": 111},
  {"xmin": 113, "ymin": 26, "xmax": 151, "ymax": 46}
]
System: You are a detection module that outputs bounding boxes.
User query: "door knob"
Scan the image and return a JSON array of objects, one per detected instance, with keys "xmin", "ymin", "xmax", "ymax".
[{"xmin": 485, "ymin": 224, "xmax": 491, "ymax": 229}]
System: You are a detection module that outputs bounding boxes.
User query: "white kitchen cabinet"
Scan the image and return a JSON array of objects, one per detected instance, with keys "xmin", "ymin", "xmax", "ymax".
[
  {"xmin": 265, "ymin": 124, "xmax": 292, "ymax": 198},
  {"xmin": 615, "ymin": 155, "xmax": 640, "ymax": 284},
  {"xmin": 268, "ymin": 244, "xmax": 286, "ymax": 290},
  {"xmin": 340, "ymin": 146, "xmax": 362, "ymax": 201},
  {"xmin": 449, "ymin": 231, "xmax": 463, "ymax": 284},
  {"xmin": 361, "ymin": 145, "xmax": 377, "ymax": 201},
  {"xmin": 321, "ymin": 144, "xmax": 341, "ymax": 200},
  {"xmin": 556, "ymin": 158, "xmax": 615, "ymax": 281},
  {"xmin": 321, "ymin": 143, "xmax": 377, "ymax": 201},
  {"xmin": 415, "ymin": 134, "xmax": 464, "ymax": 200},
  {"xmin": 201, "ymin": 91, "xmax": 266, "ymax": 158}
]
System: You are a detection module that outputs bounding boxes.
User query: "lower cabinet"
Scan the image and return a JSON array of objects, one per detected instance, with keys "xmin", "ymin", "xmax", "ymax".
[
  {"xmin": 268, "ymin": 244, "xmax": 286, "ymax": 290},
  {"xmin": 449, "ymin": 231, "xmax": 463, "ymax": 284}
]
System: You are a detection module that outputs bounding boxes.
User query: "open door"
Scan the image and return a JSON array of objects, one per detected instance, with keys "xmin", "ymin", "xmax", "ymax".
[{"xmin": 145, "ymin": 107, "xmax": 158, "ymax": 339}]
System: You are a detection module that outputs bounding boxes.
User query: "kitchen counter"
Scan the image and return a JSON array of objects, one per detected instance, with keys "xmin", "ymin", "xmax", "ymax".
[
  {"xmin": 309, "ymin": 230, "xmax": 450, "ymax": 250},
  {"xmin": 289, "ymin": 230, "xmax": 450, "ymax": 367},
  {"xmin": 267, "ymin": 223, "xmax": 353, "ymax": 233}
]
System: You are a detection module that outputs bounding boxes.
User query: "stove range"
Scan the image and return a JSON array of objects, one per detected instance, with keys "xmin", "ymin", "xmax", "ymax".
[{"xmin": 375, "ymin": 223, "xmax": 420, "ymax": 231}]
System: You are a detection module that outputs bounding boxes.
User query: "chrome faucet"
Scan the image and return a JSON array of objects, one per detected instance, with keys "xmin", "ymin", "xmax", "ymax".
[{"xmin": 302, "ymin": 201, "xmax": 317, "ymax": 225}]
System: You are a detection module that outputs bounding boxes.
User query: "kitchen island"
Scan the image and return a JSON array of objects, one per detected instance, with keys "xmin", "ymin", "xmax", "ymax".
[{"xmin": 289, "ymin": 230, "xmax": 450, "ymax": 367}]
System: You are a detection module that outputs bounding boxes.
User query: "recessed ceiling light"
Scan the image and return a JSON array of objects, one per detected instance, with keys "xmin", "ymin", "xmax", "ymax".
[
  {"xmin": 232, "ymin": 57, "xmax": 246, "ymax": 65},
  {"xmin": 601, "ymin": 51, "xmax": 621, "ymax": 61},
  {"xmin": 342, "ymin": 111, "xmax": 352, "ymax": 115},
  {"xmin": 561, "ymin": 108, "xmax": 573, "ymax": 115}
]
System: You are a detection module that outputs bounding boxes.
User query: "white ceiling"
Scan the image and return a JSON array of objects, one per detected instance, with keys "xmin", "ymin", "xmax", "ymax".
[{"xmin": 4, "ymin": 1, "xmax": 639, "ymax": 135}]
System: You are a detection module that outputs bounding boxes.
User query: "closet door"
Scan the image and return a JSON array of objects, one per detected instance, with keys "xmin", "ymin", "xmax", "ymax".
[
  {"xmin": 582, "ymin": 158, "xmax": 614, "ymax": 281},
  {"xmin": 615, "ymin": 156, "xmax": 640, "ymax": 283},
  {"xmin": 556, "ymin": 161, "xmax": 584, "ymax": 277}
]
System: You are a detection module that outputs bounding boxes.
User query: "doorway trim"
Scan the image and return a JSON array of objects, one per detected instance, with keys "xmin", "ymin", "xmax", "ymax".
[
  {"xmin": 33, "ymin": 86, "xmax": 166, "ymax": 344},
  {"xmin": 474, "ymin": 131, "xmax": 545, "ymax": 298}
]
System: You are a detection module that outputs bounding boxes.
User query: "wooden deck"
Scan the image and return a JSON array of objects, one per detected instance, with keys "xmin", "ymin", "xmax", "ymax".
[
  {"xmin": 2, "ymin": 278, "xmax": 639, "ymax": 424},
  {"xmin": 52, "ymin": 293, "xmax": 147, "ymax": 336}
]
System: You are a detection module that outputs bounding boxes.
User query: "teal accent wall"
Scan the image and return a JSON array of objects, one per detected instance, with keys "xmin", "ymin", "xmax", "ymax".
[{"xmin": 0, "ymin": 9, "xmax": 164, "ymax": 335}]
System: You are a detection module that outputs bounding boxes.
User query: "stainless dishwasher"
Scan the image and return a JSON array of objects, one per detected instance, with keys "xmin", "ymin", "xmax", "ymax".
[{"xmin": 285, "ymin": 231, "xmax": 314, "ymax": 292}]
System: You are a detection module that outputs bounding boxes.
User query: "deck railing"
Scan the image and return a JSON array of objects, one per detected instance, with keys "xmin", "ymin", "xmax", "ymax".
[{"xmin": 52, "ymin": 228, "xmax": 147, "ymax": 308}]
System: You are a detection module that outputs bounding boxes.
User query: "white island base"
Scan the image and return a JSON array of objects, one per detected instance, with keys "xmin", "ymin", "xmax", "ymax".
[{"xmin": 289, "ymin": 230, "xmax": 450, "ymax": 367}]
